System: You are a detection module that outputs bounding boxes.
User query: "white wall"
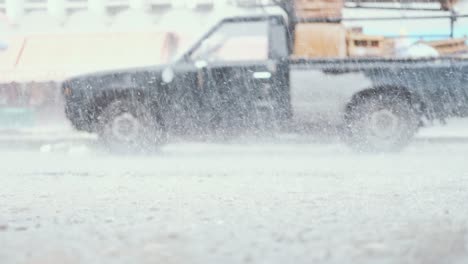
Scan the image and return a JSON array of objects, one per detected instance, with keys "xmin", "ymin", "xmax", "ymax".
[{"xmin": 5, "ymin": 0, "xmax": 24, "ymax": 21}]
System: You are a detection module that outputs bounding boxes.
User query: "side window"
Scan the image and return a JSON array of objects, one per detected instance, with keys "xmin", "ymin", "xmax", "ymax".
[
  {"xmin": 270, "ymin": 17, "xmax": 289, "ymax": 59},
  {"xmin": 190, "ymin": 20, "xmax": 269, "ymax": 62}
]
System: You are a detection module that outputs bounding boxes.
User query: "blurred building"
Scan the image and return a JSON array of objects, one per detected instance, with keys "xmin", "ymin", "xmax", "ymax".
[{"xmin": 0, "ymin": 0, "xmax": 217, "ymax": 23}]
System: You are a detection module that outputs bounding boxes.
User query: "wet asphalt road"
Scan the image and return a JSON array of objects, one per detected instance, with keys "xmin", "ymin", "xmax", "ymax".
[{"xmin": 1, "ymin": 131, "xmax": 468, "ymax": 264}]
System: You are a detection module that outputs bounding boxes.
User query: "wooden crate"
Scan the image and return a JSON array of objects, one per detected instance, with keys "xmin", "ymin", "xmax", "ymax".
[
  {"xmin": 293, "ymin": 23, "xmax": 347, "ymax": 58},
  {"xmin": 295, "ymin": 0, "xmax": 344, "ymax": 9},
  {"xmin": 295, "ymin": 9, "xmax": 343, "ymax": 20},
  {"xmin": 294, "ymin": 0, "xmax": 344, "ymax": 19},
  {"xmin": 347, "ymin": 33, "xmax": 394, "ymax": 57},
  {"xmin": 419, "ymin": 38, "xmax": 468, "ymax": 55}
]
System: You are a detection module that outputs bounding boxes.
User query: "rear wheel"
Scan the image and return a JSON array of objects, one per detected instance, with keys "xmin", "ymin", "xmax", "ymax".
[
  {"xmin": 97, "ymin": 100, "xmax": 166, "ymax": 153},
  {"xmin": 345, "ymin": 95, "xmax": 420, "ymax": 152}
]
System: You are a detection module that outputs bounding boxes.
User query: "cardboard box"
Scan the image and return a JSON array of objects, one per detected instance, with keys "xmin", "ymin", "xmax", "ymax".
[
  {"xmin": 294, "ymin": 23, "xmax": 347, "ymax": 58},
  {"xmin": 419, "ymin": 38, "xmax": 468, "ymax": 55},
  {"xmin": 347, "ymin": 33, "xmax": 395, "ymax": 57}
]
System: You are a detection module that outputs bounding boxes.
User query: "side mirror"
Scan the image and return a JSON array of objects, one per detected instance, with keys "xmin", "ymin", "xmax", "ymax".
[
  {"xmin": 162, "ymin": 67, "xmax": 175, "ymax": 83},
  {"xmin": 194, "ymin": 60, "xmax": 208, "ymax": 69}
]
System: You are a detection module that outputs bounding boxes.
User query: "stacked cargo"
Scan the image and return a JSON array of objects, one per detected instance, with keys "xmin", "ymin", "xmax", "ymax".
[
  {"xmin": 291, "ymin": 0, "xmax": 345, "ymax": 58},
  {"xmin": 292, "ymin": 0, "xmax": 395, "ymax": 58}
]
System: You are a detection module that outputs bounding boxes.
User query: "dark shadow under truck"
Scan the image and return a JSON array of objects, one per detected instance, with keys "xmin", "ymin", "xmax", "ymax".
[{"xmin": 62, "ymin": 10, "xmax": 468, "ymax": 152}]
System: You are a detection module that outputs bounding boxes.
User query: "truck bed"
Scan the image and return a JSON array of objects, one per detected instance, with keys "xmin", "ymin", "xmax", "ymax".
[{"xmin": 289, "ymin": 57, "xmax": 468, "ymax": 122}]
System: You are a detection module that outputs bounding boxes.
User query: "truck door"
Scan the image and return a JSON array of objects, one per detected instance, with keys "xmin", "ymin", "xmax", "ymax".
[{"xmin": 186, "ymin": 17, "xmax": 290, "ymax": 135}]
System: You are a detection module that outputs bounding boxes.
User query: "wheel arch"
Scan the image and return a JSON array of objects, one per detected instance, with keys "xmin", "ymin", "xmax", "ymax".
[
  {"xmin": 89, "ymin": 88, "xmax": 158, "ymax": 131},
  {"xmin": 345, "ymin": 85, "xmax": 425, "ymax": 118},
  {"xmin": 343, "ymin": 85, "xmax": 424, "ymax": 152}
]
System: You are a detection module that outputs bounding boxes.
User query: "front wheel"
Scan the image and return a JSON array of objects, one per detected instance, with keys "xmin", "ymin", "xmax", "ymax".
[
  {"xmin": 97, "ymin": 100, "xmax": 166, "ymax": 153},
  {"xmin": 344, "ymin": 95, "xmax": 420, "ymax": 152}
]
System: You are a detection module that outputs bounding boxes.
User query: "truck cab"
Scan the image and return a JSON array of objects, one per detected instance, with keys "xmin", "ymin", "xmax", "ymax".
[{"xmin": 162, "ymin": 14, "xmax": 292, "ymax": 135}]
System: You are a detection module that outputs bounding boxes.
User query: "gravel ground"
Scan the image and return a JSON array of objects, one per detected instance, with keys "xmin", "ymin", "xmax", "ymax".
[{"xmin": 1, "ymin": 125, "xmax": 468, "ymax": 264}]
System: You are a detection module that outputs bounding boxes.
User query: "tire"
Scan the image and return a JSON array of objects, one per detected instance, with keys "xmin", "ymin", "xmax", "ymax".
[
  {"xmin": 97, "ymin": 99, "xmax": 166, "ymax": 153},
  {"xmin": 344, "ymin": 94, "xmax": 420, "ymax": 152}
]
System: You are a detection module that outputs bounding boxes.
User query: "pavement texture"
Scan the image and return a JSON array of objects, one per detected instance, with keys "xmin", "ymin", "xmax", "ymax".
[{"xmin": 1, "ymin": 120, "xmax": 468, "ymax": 264}]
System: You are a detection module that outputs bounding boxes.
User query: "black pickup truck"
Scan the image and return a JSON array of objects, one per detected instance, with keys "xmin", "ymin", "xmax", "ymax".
[{"xmin": 62, "ymin": 9, "xmax": 468, "ymax": 152}]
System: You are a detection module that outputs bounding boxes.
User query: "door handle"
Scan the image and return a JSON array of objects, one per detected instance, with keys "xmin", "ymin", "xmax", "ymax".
[{"xmin": 253, "ymin": 71, "xmax": 272, "ymax": 79}]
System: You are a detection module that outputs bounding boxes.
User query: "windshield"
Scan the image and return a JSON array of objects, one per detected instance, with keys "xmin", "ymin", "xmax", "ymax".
[
  {"xmin": 188, "ymin": 20, "xmax": 269, "ymax": 62},
  {"xmin": 169, "ymin": 22, "xmax": 216, "ymax": 63}
]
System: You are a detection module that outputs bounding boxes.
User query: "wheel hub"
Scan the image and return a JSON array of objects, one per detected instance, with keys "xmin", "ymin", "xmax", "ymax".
[
  {"xmin": 368, "ymin": 109, "xmax": 399, "ymax": 139},
  {"xmin": 111, "ymin": 113, "xmax": 140, "ymax": 142}
]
